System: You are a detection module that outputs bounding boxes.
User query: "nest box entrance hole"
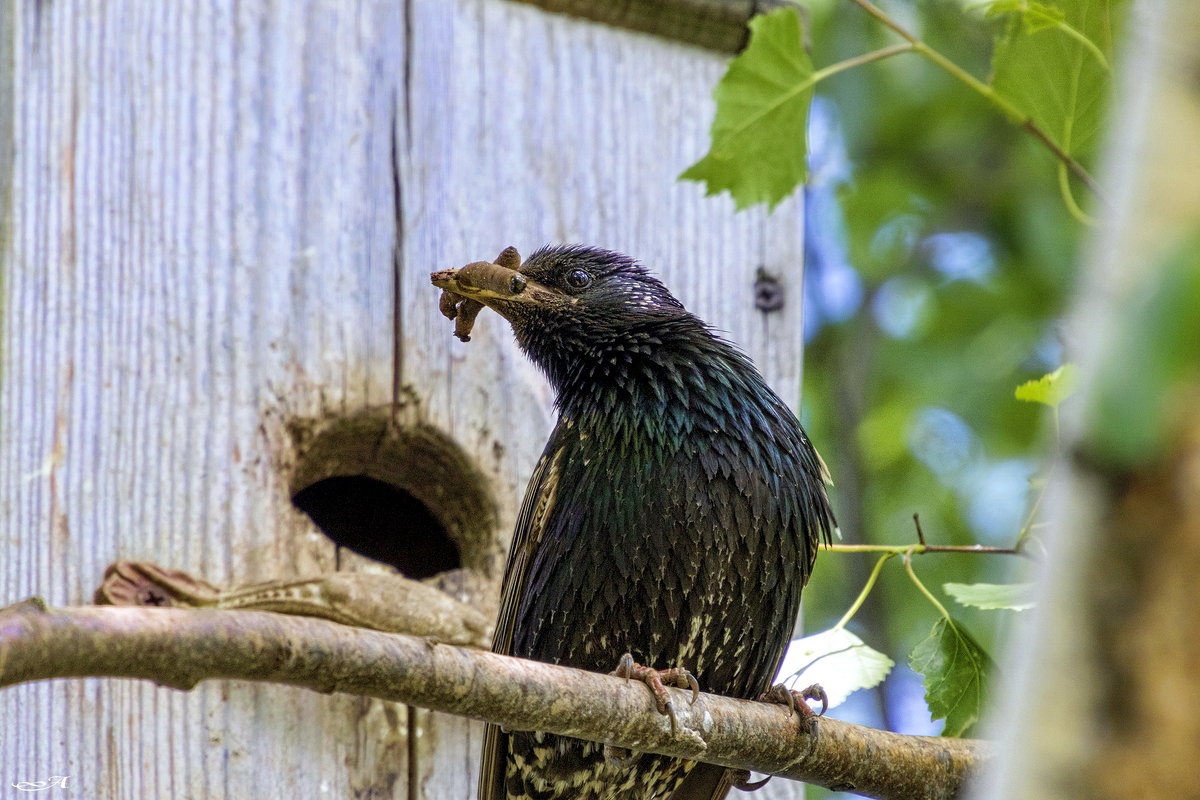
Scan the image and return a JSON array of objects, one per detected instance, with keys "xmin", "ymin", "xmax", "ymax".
[
  {"xmin": 288, "ymin": 413, "xmax": 495, "ymax": 579},
  {"xmin": 293, "ymin": 476, "xmax": 455, "ymax": 578}
]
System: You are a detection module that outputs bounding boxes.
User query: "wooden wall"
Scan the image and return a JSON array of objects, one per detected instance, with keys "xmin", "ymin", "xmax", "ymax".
[{"xmin": 0, "ymin": 1, "xmax": 807, "ymax": 797}]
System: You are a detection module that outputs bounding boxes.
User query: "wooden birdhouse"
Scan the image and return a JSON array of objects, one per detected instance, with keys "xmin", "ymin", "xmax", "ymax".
[{"xmin": 0, "ymin": 1, "xmax": 809, "ymax": 797}]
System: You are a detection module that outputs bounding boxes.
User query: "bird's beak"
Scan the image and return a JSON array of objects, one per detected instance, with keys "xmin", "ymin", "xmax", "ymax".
[{"xmin": 430, "ymin": 261, "xmax": 557, "ymax": 310}]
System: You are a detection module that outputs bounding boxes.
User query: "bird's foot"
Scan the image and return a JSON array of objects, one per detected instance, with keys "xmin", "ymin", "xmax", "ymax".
[
  {"xmin": 609, "ymin": 652, "xmax": 699, "ymax": 736},
  {"xmin": 727, "ymin": 685, "xmax": 827, "ymax": 792},
  {"xmin": 759, "ymin": 682, "xmax": 828, "ymax": 718}
]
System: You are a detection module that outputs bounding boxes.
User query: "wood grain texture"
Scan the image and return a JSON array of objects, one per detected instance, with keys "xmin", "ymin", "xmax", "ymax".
[{"xmin": 0, "ymin": 0, "xmax": 807, "ymax": 797}]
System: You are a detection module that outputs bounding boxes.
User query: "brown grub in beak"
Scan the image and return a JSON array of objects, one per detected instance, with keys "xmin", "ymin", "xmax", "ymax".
[
  {"xmin": 433, "ymin": 279, "xmax": 483, "ymax": 342},
  {"xmin": 431, "ymin": 247, "xmax": 524, "ymax": 342}
]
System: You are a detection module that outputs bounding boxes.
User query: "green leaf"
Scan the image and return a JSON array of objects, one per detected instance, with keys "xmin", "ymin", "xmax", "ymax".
[
  {"xmin": 982, "ymin": 0, "xmax": 1027, "ymax": 14},
  {"xmin": 944, "ymin": 581, "xmax": 1037, "ymax": 611},
  {"xmin": 909, "ymin": 616, "xmax": 994, "ymax": 736},
  {"xmin": 984, "ymin": 0, "xmax": 1066, "ymax": 34},
  {"xmin": 1022, "ymin": 3, "xmax": 1069, "ymax": 33},
  {"xmin": 680, "ymin": 6, "xmax": 814, "ymax": 210},
  {"xmin": 775, "ymin": 627, "xmax": 894, "ymax": 710},
  {"xmin": 989, "ymin": 0, "xmax": 1127, "ymax": 161},
  {"xmin": 1015, "ymin": 363, "xmax": 1078, "ymax": 407}
]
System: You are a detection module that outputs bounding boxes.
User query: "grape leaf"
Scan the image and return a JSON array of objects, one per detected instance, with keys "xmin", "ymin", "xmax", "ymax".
[
  {"xmin": 909, "ymin": 616, "xmax": 995, "ymax": 737},
  {"xmin": 984, "ymin": 0, "xmax": 1067, "ymax": 34},
  {"xmin": 1015, "ymin": 363, "xmax": 1078, "ymax": 407},
  {"xmin": 774, "ymin": 627, "xmax": 894, "ymax": 710},
  {"xmin": 680, "ymin": 6, "xmax": 814, "ymax": 210},
  {"xmin": 944, "ymin": 581, "xmax": 1037, "ymax": 611},
  {"xmin": 989, "ymin": 0, "xmax": 1127, "ymax": 161}
]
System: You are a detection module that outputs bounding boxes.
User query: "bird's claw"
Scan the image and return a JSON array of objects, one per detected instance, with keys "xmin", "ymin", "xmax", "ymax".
[
  {"xmin": 729, "ymin": 769, "xmax": 772, "ymax": 792},
  {"xmin": 758, "ymin": 683, "xmax": 825, "ymax": 762},
  {"xmin": 610, "ymin": 652, "xmax": 699, "ymax": 736},
  {"xmin": 759, "ymin": 682, "xmax": 828, "ymax": 718}
]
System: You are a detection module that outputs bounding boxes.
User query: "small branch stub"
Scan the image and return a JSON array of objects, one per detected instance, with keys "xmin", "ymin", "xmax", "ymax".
[{"xmin": 94, "ymin": 561, "xmax": 491, "ymax": 647}]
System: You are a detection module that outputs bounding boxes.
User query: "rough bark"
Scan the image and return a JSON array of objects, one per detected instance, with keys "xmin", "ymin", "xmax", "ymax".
[{"xmin": 93, "ymin": 560, "xmax": 492, "ymax": 647}]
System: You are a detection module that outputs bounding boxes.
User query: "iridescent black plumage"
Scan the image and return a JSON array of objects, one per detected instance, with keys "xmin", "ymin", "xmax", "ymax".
[{"xmin": 444, "ymin": 246, "xmax": 835, "ymax": 800}]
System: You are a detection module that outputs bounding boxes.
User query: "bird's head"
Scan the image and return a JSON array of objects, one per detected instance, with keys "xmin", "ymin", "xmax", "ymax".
[{"xmin": 432, "ymin": 245, "xmax": 693, "ymax": 384}]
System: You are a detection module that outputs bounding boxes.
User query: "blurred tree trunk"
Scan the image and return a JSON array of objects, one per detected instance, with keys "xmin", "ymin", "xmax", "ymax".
[{"xmin": 973, "ymin": 0, "xmax": 1200, "ymax": 797}]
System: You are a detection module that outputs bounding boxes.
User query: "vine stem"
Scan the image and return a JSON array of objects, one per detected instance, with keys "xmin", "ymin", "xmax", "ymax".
[
  {"xmin": 833, "ymin": 553, "xmax": 896, "ymax": 630},
  {"xmin": 813, "ymin": 42, "xmax": 915, "ymax": 82},
  {"xmin": 840, "ymin": 0, "xmax": 1107, "ymax": 205},
  {"xmin": 1058, "ymin": 163, "xmax": 1096, "ymax": 226},
  {"xmin": 903, "ymin": 552, "xmax": 953, "ymax": 621}
]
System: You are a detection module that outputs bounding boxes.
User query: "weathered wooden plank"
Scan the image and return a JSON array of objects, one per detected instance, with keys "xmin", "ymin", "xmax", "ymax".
[
  {"xmin": 1, "ymin": 2, "xmax": 410, "ymax": 796},
  {"xmin": 0, "ymin": 0, "xmax": 808, "ymax": 797}
]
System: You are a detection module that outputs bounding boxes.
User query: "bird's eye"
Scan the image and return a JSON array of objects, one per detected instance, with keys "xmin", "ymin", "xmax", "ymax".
[{"xmin": 564, "ymin": 268, "xmax": 592, "ymax": 290}]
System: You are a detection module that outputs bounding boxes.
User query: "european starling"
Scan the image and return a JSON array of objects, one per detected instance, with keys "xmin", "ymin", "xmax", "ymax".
[{"xmin": 431, "ymin": 245, "xmax": 835, "ymax": 800}]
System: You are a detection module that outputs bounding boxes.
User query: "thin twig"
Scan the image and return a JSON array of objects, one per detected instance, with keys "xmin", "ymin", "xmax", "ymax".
[
  {"xmin": 824, "ymin": 543, "xmax": 1034, "ymax": 558},
  {"xmin": 903, "ymin": 553, "xmax": 953, "ymax": 621},
  {"xmin": 813, "ymin": 42, "xmax": 916, "ymax": 82}
]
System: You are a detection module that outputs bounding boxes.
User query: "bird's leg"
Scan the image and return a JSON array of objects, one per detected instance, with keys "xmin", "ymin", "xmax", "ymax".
[{"xmin": 609, "ymin": 652, "xmax": 700, "ymax": 735}]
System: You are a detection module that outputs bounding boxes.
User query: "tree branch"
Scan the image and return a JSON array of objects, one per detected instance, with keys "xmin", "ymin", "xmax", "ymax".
[
  {"xmin": 0, "ymin": 600, "xmax": 989, "ymax": 800},
  {"xmin": 92, "ymin": 560, "xmax": 493, "ymax": 647},
  {"xmin": 824, "ymin": 543, "xmax": 1033, "ymax": 557}
]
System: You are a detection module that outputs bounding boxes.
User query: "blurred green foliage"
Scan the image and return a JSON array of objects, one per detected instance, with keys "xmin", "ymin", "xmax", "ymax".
[
  {"xmin": 787, "ymin": 1, "xmax": 1118, "ymax": 760},
  {"xmin": 683, "ymin": 1, "xmax": 1136, "ymax": 758},
  {"xmin": 990, "ymin": 0, "xmax": 1119, "ymax": 162},
  {"xmin": 684, "ymin": 0, "xmax": 1133, "ymax": 770},
  {"xmin": 797, "ymin": 0, "xmax": 1085, "ymax": 738}
]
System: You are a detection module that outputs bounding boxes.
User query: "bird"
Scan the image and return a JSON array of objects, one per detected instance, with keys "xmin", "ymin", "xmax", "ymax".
[{"xmin": 431, "ymin": 245, "xmax": 835, "ymax": 800}]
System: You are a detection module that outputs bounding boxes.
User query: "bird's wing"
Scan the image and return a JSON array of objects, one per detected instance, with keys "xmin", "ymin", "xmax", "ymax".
[
  {"xmin": 478, "ymin": 430, "xmax": 570, "ymax": 800},
  {"xmin": 490, "ymin": 434, "xmax": 569, "ymax": 657}
]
